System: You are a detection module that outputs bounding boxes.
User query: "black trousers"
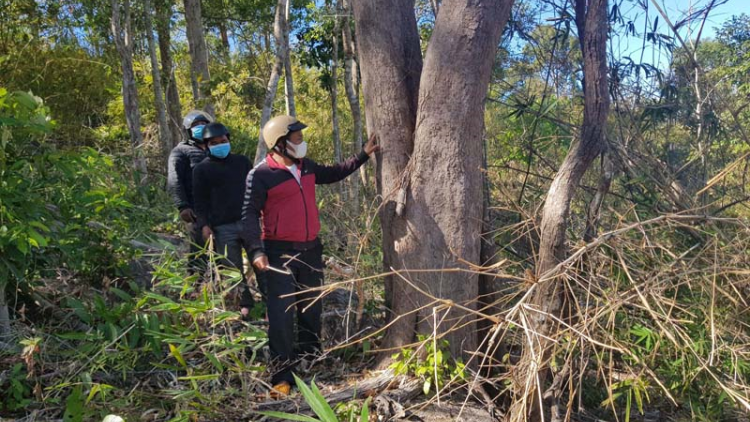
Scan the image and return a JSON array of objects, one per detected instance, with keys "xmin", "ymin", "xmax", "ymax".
[
  {"xmin": 258, "ymin": 241, "xmax": 324, "ymax": 384},
  {"xmin": 186, "ymin": 222, "xmax": 207, "ymax": 277},
  {"xmin": 213, "ymin": 221, "xmax": 254, "ymax": 308}
]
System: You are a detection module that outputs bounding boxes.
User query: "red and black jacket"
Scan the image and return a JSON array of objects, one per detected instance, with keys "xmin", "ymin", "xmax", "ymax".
[{"xmin": 241, "ymin": 151, "xmax": 369, "ymax": 259}]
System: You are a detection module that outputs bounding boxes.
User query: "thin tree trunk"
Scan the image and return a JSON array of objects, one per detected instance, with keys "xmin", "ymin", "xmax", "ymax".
[
  {"xmin": 331, "ymin": 16, "xmax": 342, "ymax": 165},
  {"xmin": 144, "ymin": 0, "xmax": 172, "ymax": 170},
  {"xmin": 430, "ymin": 0, "xmax": 440, "ymax": 17},
  {"xmin": 341, "ymin": 0, "xmax": 362, "ymax": 210},
  {"xmin": 478, "ymin": 127, "xmax": 501, "ymax": 358},
  {"xmin": 219, "ymin": 22, "xmax": 230, "ymax": 54},
  {"xmin": 156, "ymin": 0, "xmax": 183, "ymax": 146},
  {"xmin": 111, "ymin": 0, "xmax": 147, "ymax": 178},
  {"xmin": 352, "ymin": 0, "xmax": 423, "ymax": 360},
  {"xmin": 183, "ymin": 0, "xmax": 214, "ymax": 116},
  {"xmin": 284, "ymin": 56, "xmax": 295, "ymax": 116},
  {"xmin": 283, "ymin": 0, "xmax": 296, "ymax": 116},
  {"xmin": 509, "ymin": 0, "xmax": 610, "ymax": 419},
  {"xmin": 0, "ymin": 282, "xmax": 10, "ymax": 339},
  {"xmin": 254, "ymin": 0, "xmax": 288, "ymax": 165},
  {"xmin": 584, "ymin": 151, "xmax": 614, "ymax": 242},
  {"xmin": 395, "ymin": 0, "xmax": 513, "ymax": 361}
]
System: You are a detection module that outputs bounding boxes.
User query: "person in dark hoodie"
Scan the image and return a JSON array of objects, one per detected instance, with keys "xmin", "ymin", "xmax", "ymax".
[
  {"xmin": 192, "ymin": 122, "xmax": 254, "ymax": 316},
  {"xmin": 167, "ymin": 110, "xmax": 212, "ymax": 276},
  {"xmin": 241, "ymin": 115, "xmax": 379, "ymax": 397}
]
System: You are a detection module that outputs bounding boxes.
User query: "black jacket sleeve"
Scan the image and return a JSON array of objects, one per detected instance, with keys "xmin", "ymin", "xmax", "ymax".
[
  {"xmin": 241, "ymin": 167, "xmax": 268, "ymax": 260},
  {"xmin": 192, "ymin": 163, "xmax": 211, "ymax": 229},
  {"xmin": 167, "ymin": 147, "xmax": 192, "ymax": 210},
  {"xmin": 311, "ymin": 150, "xmax": 370, "ymax": 185}
]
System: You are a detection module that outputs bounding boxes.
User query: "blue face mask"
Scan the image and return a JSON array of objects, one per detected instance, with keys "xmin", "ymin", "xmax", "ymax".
[
  {"xmin": 190, "ymin": 125, "xmax": 206, "ymax": 141},
  {"xmin": 209, "ymin": 143, "xmax": 231, "ymax": 159}
]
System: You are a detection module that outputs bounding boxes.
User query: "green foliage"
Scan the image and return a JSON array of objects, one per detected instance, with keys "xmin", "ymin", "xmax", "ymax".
[
  {"xmin": 259, "ymin": 374, "xmax": 371, "ymax": 422},
  {"xmin": 0, "ymin": 39, "xmax": 118, "ymax": 146},
  {"xmin": 3, "ymin": 251, "xmax": 269, "ymax": 419},
  {"xmin": 0, "ymin": 88, "xmax": 152, "ymax": 291},
  {"xmin": 390, "ymin": 335, "xmax": 466, "ymax": 396},
  {"xmin": 0, "ymin": 363, "xmax": 33, "ymax": 413}
]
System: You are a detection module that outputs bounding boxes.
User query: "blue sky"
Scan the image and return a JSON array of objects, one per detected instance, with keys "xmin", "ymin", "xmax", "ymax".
[
  {"xmin": 608, "ymin": 0, "xmax": 745, "ymax": 70},
  {"xmin": 662, "ymin": 0, "xmax": 740, "ymax": 34}
]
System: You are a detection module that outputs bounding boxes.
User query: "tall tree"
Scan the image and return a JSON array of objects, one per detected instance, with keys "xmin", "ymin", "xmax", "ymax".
[
  {"xmin": 393, "ymin": 0, "xmax": 513, "ymax": 358},
  {"xmin": 354, "ymin": 0, "xmax": 513, "ymax": 358},
  {"xmin": 156, "ymin": 0, "xmax": 183, "ymax": 146},
  {"xmin": 184, "ymin": 0, "xmax": 214, "ymax": 116},
  {"xmin": 341, "ymin": 0, "xmax": 363, "ymax": 208},
  {"xmin": 331, "ymin": 8, "xmax": 342, "ymax": 165},
  {"xmin": 283, "ymin": 0, "xmax": 296, "ymax": 116},
  {"xmin": 111, "ymin": 0, "xmax": 147, "ymax": 177},
  {"xmin": 510, "ymin": 0, "xmax": 610, "ymax": 419},
  {"xmin": 254, "ymin": 0, "xmax": 290, "ymax": 165},
  {"xmin": 144, "ymin": 0, "xmax": 172, "ymax": 168},
  {"xmin": 352, "ymin": 0, "xmax": 422, "ymax": 354}
]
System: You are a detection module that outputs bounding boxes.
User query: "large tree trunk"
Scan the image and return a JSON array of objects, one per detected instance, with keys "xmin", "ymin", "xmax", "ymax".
[
  {"xmin": 254, "ymin": 0, "xmax": 288, "ymax": 165},
  {"xmin": 394, "ymin": 0, "xmax": 513, "ymax": 360},
  {"xmin": 156, "ymin": 0, "xmax": 183, "ymax": 146},
  {"xmin": 341, "ymin": 0, "xmax": 363, "ymax": 210},
  {"xmin": 183, "ymin": 0, "xmax": 214, "ymax": 116},
  {"xmin": 144, "ymin": 0, "xmax": 172, "ymax": 170},
  {"xmin": 351, "ymin": 0, "xmax": 422, "ymax": 356},
  {"xmin": 111, "ymin": 0, "xmax": 147, "ymax": 178},
  {"xmin": 509, "ymin": 0, "xmax": 610, "ymax": 419}
]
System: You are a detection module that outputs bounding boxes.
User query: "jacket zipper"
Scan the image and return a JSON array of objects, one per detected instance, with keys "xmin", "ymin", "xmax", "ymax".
[
  {"xmin": 299, "ymin": 183, "xmax": 309, "ymax": 241},
  {"xmin": 282, "ymin": 162, "xmax": 310, "ymax": 241}
]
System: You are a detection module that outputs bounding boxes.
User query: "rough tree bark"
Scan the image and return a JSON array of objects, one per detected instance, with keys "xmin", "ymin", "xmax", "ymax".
[
  {"xmin": 354, "ymin": 0, "xmax": 513, "ymax": 360},
  {"xmin": 394, "ymin": 0, "xmax": 513, "ymax": 359},
  {"xmin": 111, "ymin": 0, "xmax": 147, "ymax": 178},
  {"xmin": 183, "ymin": 0, "xmax": 214, "ymax": 116},
  {"xmin": 156, "ymin": 0, "xmax": 183, "ymax": 146},
  {"xmin": 510, "ymin": 0, "xmax": 610, "ymax": 419},
  {"xmin": 254, "ymin": 0, "xmax": 288, "ymax": 165},
  {"xmin": 341, "ymin": 0, "xmax": 363, "ymax": 209},
  {"xmin": 144, "ymin": 0, "xmax": 172, "ymax": 169},
  {"xmin": 584, "ymin": 151, "xmax": 614, "ymax": 242},
  {"xmin": 352, "ymin": 0, "xmax": 422, "ymax": 353}
]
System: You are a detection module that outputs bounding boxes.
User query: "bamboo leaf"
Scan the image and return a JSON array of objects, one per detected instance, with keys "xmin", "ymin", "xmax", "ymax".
[
  {"xmin": 169, "ymin": 344, "xmax": 187, "ymax": 367},
  {"xmin": 257, "ymin": 411, "xmax": 321, "ymax": 422}
]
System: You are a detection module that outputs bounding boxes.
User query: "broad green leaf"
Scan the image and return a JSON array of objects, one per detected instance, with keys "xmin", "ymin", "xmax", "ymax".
[
  {"xmin": 423, "ymin": 378, "xmax": 432, "ymax": 395},
  {"xmin": 294, "ymin": 375, "xmax": 337, "ymax": 422},
  {"xmin": 169, "ymin": 344, "xmax": 187, "ymax": 367},
  {"xmin": 256, "ymin": 411, "xmax": 320, "ymax": 422},
  {"xmin": 63, "ymin": 385, "xmax": 84, "ymax": 422},
  {"xmin": 360, "ymin": 397, "xmax": 371, "ymax": 422}
]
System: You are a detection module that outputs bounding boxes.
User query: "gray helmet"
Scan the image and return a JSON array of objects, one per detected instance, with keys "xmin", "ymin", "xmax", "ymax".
[{"xmin": 182, "ymin": 110, "xmax": 213, "ymax": 130}]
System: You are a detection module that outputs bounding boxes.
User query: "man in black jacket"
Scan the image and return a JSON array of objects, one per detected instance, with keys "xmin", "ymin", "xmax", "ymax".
[
  {"xmin": 167, "ymin": 110, "xmax": 212, "ymax": 276},
  {"xmin": 192, "ymin": 122, "xmax": 254, "ymax": 316}
]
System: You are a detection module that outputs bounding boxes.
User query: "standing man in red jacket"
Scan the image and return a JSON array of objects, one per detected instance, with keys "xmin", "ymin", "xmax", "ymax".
[{"xmin": 242, "ymin": 115, "xmax": 378, "ymax": 396}]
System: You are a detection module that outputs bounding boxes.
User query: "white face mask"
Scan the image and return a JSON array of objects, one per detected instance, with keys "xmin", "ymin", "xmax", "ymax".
[{"xmin": 286, "ymin": 140, "xmax": 308, "ymax": 159}]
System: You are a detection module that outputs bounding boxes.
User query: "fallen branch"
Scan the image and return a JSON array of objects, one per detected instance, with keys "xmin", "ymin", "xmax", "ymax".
[{"xmin": 248, "ymin": 370, "xmax": 418, "ymax": 415}]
